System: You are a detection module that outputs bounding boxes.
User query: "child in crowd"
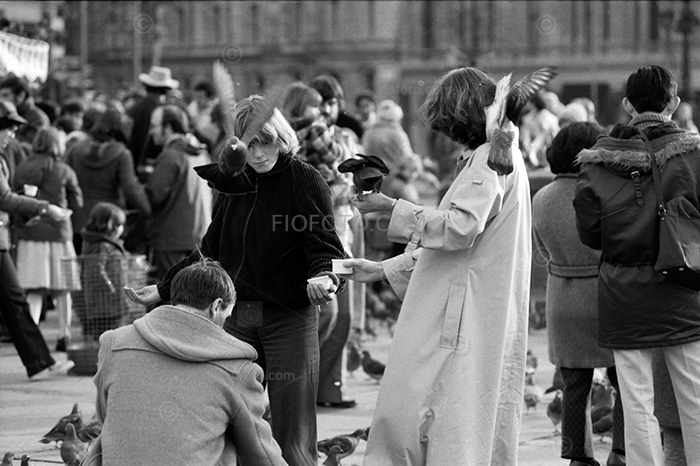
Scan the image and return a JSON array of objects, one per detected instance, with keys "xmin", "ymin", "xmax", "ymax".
[
  {"xmin": 77, "ymin": 202, "xmax": 129, "ymax": 340},
  {"xmin": 14, "ymin": 126, "xmax": 83, "ymax": 351}
]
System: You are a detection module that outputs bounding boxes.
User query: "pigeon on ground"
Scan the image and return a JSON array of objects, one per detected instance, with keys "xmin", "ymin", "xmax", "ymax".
[
  {"xmin": 524, "ymin": 371, "xmax": 544, "ymax": 414},
  {"xmin": 20, "ymin": 455, "xmax": 30, "ymax": 466},
  {"xmin": 590, "ymin": 383, "xmax": 615, "ymax": 424},
  {"xmin": 60, "ymin": 423, "xmax": 88, "ymax": 466},
  {"xmin": 545, "ymin": 367, "xmax": 564, "ymax": 394},
  {"xmin": 322, "ymin": 445, "xmax": 345, "ymax": 466},
  {"xmin": 592, "ymin": 412, "xmax": 613, "ymax": 442},
  {"xmin": 484, "ymin": 67, "xmax": 558, "ymax": 175},
  {"xmin": 76, "ymin": 414, "xmax": 102, "ymax": 444},
  {"xmin": 317, "ymin": 428, "xmax": 366, "ymax": 459},
  {"xmin": 547, "ymin": 390, "xmax": 563, "ymax": 435},
  {"xmin": 338, "ymin": 154, "xmax": 390, "ymax": 199},
  {"xmin": 41, "ymin": 403, "xmax": 84, "ymax": 445},
  {"xmin": 346, "ymin": 341, "xmax": 361, "ymax": 377},
  {"xmin": 1, "ymin": 452, "xmax": 14, "ymax": 466},
  {"xmin": 361, "ymin": 350, "xmax": 385, "ymax": 382},
  {"xmin": 526, "ymin": 349, "xmax": 538, "ymax": 377}
]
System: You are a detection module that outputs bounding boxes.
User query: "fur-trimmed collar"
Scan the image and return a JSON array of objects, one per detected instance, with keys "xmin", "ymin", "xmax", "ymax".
[{"xmin": 576, "ymin": 121, "xmax": 700, "ymax": 171}]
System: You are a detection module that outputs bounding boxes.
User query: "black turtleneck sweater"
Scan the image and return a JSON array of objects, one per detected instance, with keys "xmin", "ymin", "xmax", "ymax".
[{"xmin": 157, "ymin": 152, "xmax": 347, "ymax": 309}]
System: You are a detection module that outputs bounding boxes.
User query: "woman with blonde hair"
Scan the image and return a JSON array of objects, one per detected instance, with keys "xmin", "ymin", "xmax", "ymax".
[
  {"xmin": 14, "ymin": 126, "xmax": 83, "ymax": 351},
  {"xmin": 125, "ymin": 95, "xmax": 347, "ymax": 465}
]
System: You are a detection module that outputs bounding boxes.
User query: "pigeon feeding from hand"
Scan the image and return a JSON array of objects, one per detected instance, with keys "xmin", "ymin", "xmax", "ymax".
[
  {"xmin": 484, "ymin": 67, "xmax": 558, "ymax": 175},
  {"xmin": 40, "ymin": 403, "xmax": 84, "ymax": 445},
  {"xmin": 317, "ymin": 428, "xmax": 366, "ymax": 460},
  {"xmin": 338, "ymin": 154, "xmax": 390, "ymax": 199},
  {"xmin": 361, "ymin": 350, "xmax": 385, "ymax": 382},
  {"xmin": 60, "ymin": 423, "xmax": 88, "ymax": 466}
]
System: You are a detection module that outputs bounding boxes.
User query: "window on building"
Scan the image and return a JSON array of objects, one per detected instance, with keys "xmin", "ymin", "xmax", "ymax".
[
  {"xmin": 602, "ymin": 1, "xmax": 611, "ymax": 50},
  {"xmin": 368, "ymin": 0, "xmax": 376, "ymax": 37},
  {"xmin": 422, "ymin": 0, "xmax": 434, "ymax": 50},
  {"xmin": 583, "ymin": 1, "xmax": 592, "ymax": 53},
  {"xmin": 527, "ymin": 2, "xmax": 538, "ymax": 55},
  {"xmin": 650, "ymin": 0, "xmax": 660, "ymax": 42},
  {"xmin": 570, "ymin": 2, "xmax": 578, "ymax": 52},
  {"xmin": 251, "ymin": 3, "xmax": 259, "ymax": 43}
]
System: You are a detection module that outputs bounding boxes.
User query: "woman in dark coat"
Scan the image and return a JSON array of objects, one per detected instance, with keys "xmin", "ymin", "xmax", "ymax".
[
  {"xmin": 66, "ymin": 108, "xmax": 151, "ymax": 254},
  {"xmin": 533, "ymin": 122, "xmax": 625, "ymax": 466},
  {"xmin": 125, "ymin": 95, "xmax": 346, "ymax": 466}
]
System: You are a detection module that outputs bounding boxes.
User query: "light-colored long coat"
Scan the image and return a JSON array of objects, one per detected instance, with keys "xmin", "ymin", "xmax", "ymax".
[
  {"xmin": 364, "ymin": 142, "xmax": 532, "ymax": 466},
  {"xmin": 532, "ymin": 174, "xmax": 614, "ymax": 368}
]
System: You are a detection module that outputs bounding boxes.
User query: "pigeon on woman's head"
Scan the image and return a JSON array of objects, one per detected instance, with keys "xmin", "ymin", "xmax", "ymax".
[{"xmin": 338, "ymin": 154, "xmax": 390, "ymax": 196}]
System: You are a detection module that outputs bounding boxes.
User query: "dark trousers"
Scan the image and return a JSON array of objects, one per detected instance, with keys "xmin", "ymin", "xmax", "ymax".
[
  {"xmin": 317, "ymin": 287, "xmax": 352, "ymax": 403},
  {"xmin": 0, "ymin": 250, "xmax": 55, "ymax": 377},
  {"xmin": 561, "ymin": 366, "xmax": 625, "ymax": 459},
  {"xmin": 224, "ymin": 303, "xmax": 319, "ymax": 466}
]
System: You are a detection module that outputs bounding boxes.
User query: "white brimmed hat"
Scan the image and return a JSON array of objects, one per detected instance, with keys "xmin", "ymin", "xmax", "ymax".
[{"xmin": 138, "ymin": 66, "xmax": 179, "ymax": 89}]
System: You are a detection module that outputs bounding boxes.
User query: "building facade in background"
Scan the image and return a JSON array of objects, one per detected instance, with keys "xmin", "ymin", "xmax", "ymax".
[{"xmin": 35, "ymin": 1, "xmax": 700, "ymax": 154}]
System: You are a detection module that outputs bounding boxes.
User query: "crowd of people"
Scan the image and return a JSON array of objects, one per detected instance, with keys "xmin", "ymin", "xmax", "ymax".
[{"xmin": 1, "ymin": 61, "xmax": 699, "ymax": 466}]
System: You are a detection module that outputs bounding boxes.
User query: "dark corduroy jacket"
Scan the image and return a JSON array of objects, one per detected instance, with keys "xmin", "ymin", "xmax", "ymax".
[
  {"xmin": 157, "ymin": 152, "xmax": 347, "ymax": 309},
  {"xmin": 574, "ymin": 115, "xmax": 700, "ymax": 349}
]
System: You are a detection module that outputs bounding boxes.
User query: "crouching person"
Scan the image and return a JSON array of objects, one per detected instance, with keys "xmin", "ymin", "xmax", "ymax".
[{"xmin": 85, "ymin": 259, "xmax": 287, "ymax": 465}]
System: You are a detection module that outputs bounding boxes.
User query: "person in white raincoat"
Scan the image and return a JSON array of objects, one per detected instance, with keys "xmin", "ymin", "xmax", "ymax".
[{"xmin": 346, "ymin": 67, "xmax": 532, "ymax": 465}]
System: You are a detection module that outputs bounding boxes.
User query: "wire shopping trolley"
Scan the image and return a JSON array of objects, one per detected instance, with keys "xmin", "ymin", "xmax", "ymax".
[{"xmin": 61, "ymin": 254, "xmax": 152, "ymax": 374}]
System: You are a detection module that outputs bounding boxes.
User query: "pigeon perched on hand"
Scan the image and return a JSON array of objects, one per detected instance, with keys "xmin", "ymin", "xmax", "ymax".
[
  {"xmin": 1, "ymin": 452, "xmax": 14, "ymax": 466},
  {"xmin": 546, "ymin": 390, "xmax": 563, "ymax": 435},
  {"xmin": 41, "ymin": 403, "xmax": 83, "ymax": 445},
  {"xmin": 60, "ymin": 423, "xmax": 87, "ymax": 466},
  {"xmin": 484, "ymin": 67, "xmax": 558, "ymax": 175},
  {"xmin": 338, "ymin": 154, "xmax": 390, "ymax": 199},
  {"xmin": 361, "ymin": 350, "xmax": 385, "ymax": 382}
]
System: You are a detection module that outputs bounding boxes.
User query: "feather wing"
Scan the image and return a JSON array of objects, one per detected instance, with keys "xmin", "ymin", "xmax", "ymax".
[
  {"xmin": 504, "ymin": 66, "xmax": 558, "ymax": 125},
  {"xmin": 212, "ymin": 60, "xmax": 237, "ymax": 139},
  {"xmin": 485, "ymin": 73, "xmax": 512, "ymax": 138}
]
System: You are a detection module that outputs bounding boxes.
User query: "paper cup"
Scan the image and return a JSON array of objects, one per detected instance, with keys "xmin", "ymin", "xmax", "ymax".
[
  {"xmin": 332, "ymin": 259, "xmax": 353, "ymax": 275},
  {"xmin": 23, "ymin": 184, "xmax": 38, "ymax": 197},
  {"xmin": 307, "ymin": 276, "xmax": 334, "ymax": 290}
]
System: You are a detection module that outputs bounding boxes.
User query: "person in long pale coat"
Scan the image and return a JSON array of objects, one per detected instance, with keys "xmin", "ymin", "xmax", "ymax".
[{"xmin": 348, "ymin": 67, "xmax": 532, "ymax": 466}]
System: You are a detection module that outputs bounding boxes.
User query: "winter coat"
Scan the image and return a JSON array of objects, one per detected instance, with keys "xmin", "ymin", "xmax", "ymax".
[
  {"xmin": 14, "ymin": 153, "xmax": 83, "ymax": 242},
  {"xmin": 532, "ymin": 174, "xmax": 614, "ymax": 368},
  {"xmin": 84, "ymin": 305, "xmax": 287, "ymax": 466},
  {"xmin": 146, "ymin": 134, "xmax": 212, "ymax": 252},
  {"xmin": 364, "ymin": 140, "xmax": 532, "ymax": 465},
  {"xmin": 0, "ymin": 157, "xmax": 49, "ymax": 250},
  {"xmin": 156, "ymin": 153, "xmax": 347, "ymax": 309},
  {"xmin": 66, "ymin": 138, "xmax": 151, "ymax": 236},
  {"xmin": 574, "ymin": 115, "xmax": 700, "ymax": 349},
  {"xmin": 79, "ymin": 229, "xmax": 129, "ymax": 327}
]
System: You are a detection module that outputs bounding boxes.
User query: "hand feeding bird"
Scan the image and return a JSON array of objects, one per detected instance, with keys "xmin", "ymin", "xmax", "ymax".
[
  {"xmin": 213, "ymin": 60, "xmax": 275, "ymax": 178},
  {"xmin": 546, "ymin": 390, "xmax": 563, "ymax": 435},
  {"xmin": 337, "ymin": 154, "xmax": 390, "ymax": 200},
  {"xmin": 361, "ymin": 350, "xmax": 385, "ymax": 382},
  {"xmin": 60, "ymin": 423, "xmax": 88, "ymax": 466},
  {"xmin": 40, "ymin": 403, "xmax": 84, "ymax": 446},
  {"xmin": 484, "ymin": 67, "xmax": 558, "ymax": 175}
]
